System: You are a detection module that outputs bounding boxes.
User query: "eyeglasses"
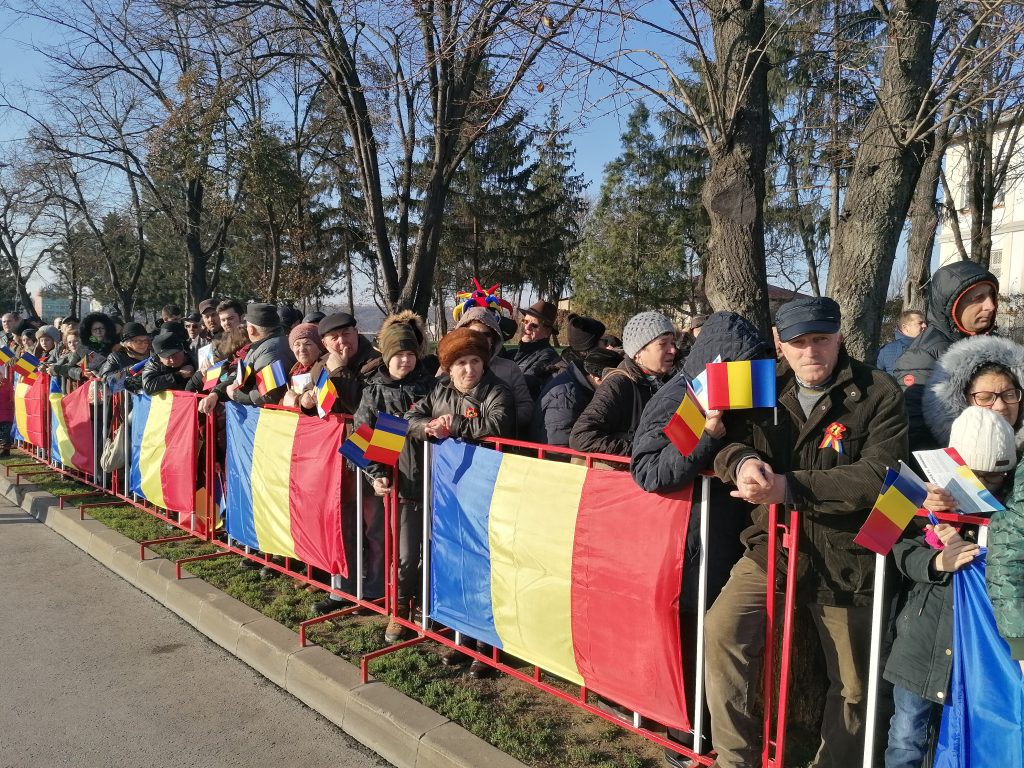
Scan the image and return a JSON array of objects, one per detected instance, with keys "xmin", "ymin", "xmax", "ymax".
[
  {"xmin": 969, "ymin": 388, "xmax": 1023, "ymax": 406},
  {"xmin": 521, "ymin": 320, "xmax": 541, "ymax": 330}
]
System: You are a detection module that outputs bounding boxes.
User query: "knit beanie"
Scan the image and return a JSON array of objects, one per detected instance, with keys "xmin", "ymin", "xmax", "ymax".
[
  {"xmin": 288, "ymin": 322, "xmax": 323, "ymax": 350},
  {"xmin": 378, "ymin": 321, "xmax": 421, "ymax": 364},
  {"xmin": 622, "ymin": 311, "xmax": 675, "ymax": 359},
  {"xmin": 566, "ymin": 314, "xmax": 606, "ymax": 355},
  {"xmin": 437, "ymin": 327, "xmax": 491, "ymax": 372},
  {"xmin": 35, "ymin": 325, "xmax": 61, "ymax": 344},
  {"xmin": 949, "ymin": 406, "xmax": 1016, "ymax": 473}
]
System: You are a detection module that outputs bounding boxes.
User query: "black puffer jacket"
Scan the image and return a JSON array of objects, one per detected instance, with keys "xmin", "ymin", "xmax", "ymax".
[
  {"xmin": 513, "ymin": 338, "xmax": 560, "ymax": 399},
  {"xmin": 923, "ymin": 334, "xmax": 1024, "ymax": 448},
  {"xmin": 569, "ymin": 357, "xmax": 667, "ymax": 460},
  {"xmin": 530, "ymin": 362, "xmax": 595, "ymax": 446},
  {"xmin": 406, "ymin": 369, "xmax": 514, "ymax": 444},
  {"xmin": 354, "ymin": 363, "xmax": 434, "ymax": 498},
  {"xmin": 141, "ymin": 351, "xmax": 196, "ymax": 394},
  {"xmin": 892, "ymin": 260, "xmax": 997, "ymax": 451},
  {"xmin": 97, "ymin": 348, "xmax": 148, "ymax": 394},
  {"xmin": 631, "ymin": 312, "xmax": 773, "ymax": 611}
]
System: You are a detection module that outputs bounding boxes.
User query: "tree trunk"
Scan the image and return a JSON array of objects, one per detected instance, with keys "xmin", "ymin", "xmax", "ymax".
[
  {"xmin": 904, "ymin": 108, "xmax": 952, "ymax": 312},
  {"xmin": 701, "ymin": 0, "xmax": 771, "ymax": 335},
  {"xmin": 826, "ymin": 0, "xmax": 939, "ymax": 363},
  {"xmin": 346, "ymin": 251, "xmax": 355, "ymax": 317}
]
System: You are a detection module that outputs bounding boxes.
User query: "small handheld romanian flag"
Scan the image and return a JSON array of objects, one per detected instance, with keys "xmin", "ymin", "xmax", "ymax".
[
  {"xmin": 314, "ymin": 367, "xmax": 337, "ymax": 417},
  {"xmin": 705, "ymin": 359, "xmax": 776, "ymax": 410},
  {"xmin": 14, "ymin": 352, "xmax": 40, "ymax": 380},
  {"xmin": 203, "ymin": 360, "xmax": 227, "ymax": 391},
  {"xmin": 128, "ymin": 358, "xmax": 147, "ymax": 375},
  {"xmin": 235, "ymin": 359, "xmax": 252, "ymax": 386},
  {"xmin": 364, "ymin": 412, "xmax": 409, "ymax": 466},
  {"xmin": 339, "ymin": 423, "xmax": 373, "ymax": 468},
  {"xmin": 663, "ymin": 384, "xmax": 706, "ymax": 456},
  {"xmin": 0, "ymin": 346, "xmax": 13, "ymax": 365},
  {"xmin": 853, "ymin": 463, "xmax": 928, "ymax": 556},
  {"xmin": 255, "ymin": 360, "xmax": 287, "ymax": 396}
]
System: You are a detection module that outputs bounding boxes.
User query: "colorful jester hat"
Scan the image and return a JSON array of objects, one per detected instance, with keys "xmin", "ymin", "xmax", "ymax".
[{"xmin": 452, "ymin": 278, "xmax": 514, "ymax": 322}]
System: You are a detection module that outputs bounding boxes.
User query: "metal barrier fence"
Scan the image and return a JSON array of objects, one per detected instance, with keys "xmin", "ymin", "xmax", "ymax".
[{"xmin": 6, "ymin": 371, "xmax": 982, "ymax": 768}]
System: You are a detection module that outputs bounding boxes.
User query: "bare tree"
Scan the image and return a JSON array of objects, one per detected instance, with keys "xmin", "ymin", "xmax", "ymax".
[{"xmin": 0, "ymin": 159, "xmax": 54, "ymax": 318}]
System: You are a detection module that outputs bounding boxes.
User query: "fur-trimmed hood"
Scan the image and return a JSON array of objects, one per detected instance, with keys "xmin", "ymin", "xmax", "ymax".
[
  {"xmin": 378, "ymin": 310, "xmax": 429, "ymax": 358},
  {"xmin": 79, "ymin": 312, "xmax": 117, "ymax": 353},
  {"xmin": 923, "ymin": 334, "xmax": 1024, "ymax": 447}
]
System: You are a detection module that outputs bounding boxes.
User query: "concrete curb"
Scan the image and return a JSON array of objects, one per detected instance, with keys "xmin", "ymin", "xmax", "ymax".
[{"xmin": 0, "ymin": 471, "xmax": 528, "ymax": 768}]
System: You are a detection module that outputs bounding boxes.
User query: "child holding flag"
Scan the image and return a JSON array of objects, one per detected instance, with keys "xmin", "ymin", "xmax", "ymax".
[
  {"xmin": 351, "ymin": 314, "xmax": 433, "ymax": 643},
  {"xmin": 883, "ymin": 406, "xmax": 1013, "ymax": 768}
]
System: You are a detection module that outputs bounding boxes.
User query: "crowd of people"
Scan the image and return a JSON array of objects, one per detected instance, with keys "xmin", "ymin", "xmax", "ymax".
[{"xmin": 1, "ymin": 263, "xmax": 1021, "ymax": 768}]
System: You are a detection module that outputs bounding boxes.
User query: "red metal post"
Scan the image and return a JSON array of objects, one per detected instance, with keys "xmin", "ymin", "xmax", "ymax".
[{"xmin": 762, "ymin": 503, "xmax": 780, "ymax": 768}]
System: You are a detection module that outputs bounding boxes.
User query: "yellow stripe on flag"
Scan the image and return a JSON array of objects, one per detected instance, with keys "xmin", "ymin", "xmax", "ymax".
[
  {"xmin": 139, "ymin": 393, "xmax": 173, "ymax": 507},
  {"xmin": 49, "ymin": 394, "xmax": 77, "ymax": 470},
  {"xmin": 678, "ymin": 391, "xmax": 705, "ymax": 435},
  {"xmin": 489, "ymin": 453, "xmax": 587, "ymax": 685},
  {"xmin": 727, "ymin": 362, "xmax": 754, "ymax": 409},
  {"xmin": 251, "ymin": 409, "xmax": 299, "ymax": 559},
  {"xmin": 876, "ymin": 484, "xmax": 919, "ymax": 530},
  {"xmin": 14, "ymin": 381, "xmax": 29, "ymax": 441},
  {"xmin": 370, "ymin": 429, "xmax": 405, "ymax": 453}
]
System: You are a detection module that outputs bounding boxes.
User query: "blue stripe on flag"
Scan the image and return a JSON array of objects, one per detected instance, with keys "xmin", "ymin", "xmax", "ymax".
[
  {"xmin": 129, "ymin": 394, "xmax": 151, "ymax": 498},
  {"xmin": 891, "ymin": 471, "xmax": 927, "ymax": 507},
  {"xmin": 751, "ymin": 359, "xmax": 777, "ymax": 408},
  {"xmin": 224, "ymin": 403, "xmax": 260, "ymax": 550},
  {"xmin": 374, "ymin": 412, "xmax": 409, "ymax": 437},
  {"xmin": 429, "ymin": 439, "xmax": 502, "ymax": 649}
]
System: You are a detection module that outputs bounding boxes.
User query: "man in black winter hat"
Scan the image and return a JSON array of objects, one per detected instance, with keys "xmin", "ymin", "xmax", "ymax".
[
  {"xmin": 223, "ymin": 303, "xmax": 294, "ymax": 407},
  {"xmin": 141, "ymin": 331, "xmax": 195, "ymax": 394}
]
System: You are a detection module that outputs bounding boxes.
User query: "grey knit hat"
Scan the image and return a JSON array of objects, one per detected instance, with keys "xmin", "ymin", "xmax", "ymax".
[
  {"xmin": 622, "ymin": 311, "xmax": 675, "ymax": 358},
  {"xmin": 35, "ymin": 325, "xmax": 61, "ymax": 344}
]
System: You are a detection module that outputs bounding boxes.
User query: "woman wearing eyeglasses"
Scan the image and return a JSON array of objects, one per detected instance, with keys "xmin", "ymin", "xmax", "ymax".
[{"xmin": 923, "ymin": 334, "xmax": 1024, "ymax": 447}]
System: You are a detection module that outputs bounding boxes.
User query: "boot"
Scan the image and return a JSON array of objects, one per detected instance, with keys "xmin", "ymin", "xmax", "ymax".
[{"xmin": 385, "ymin": 604, "xmax": 411, "ymax": 643}]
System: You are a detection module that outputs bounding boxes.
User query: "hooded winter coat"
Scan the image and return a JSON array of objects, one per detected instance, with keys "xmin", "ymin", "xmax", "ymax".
[
  {"xmin": 922, "ymin": 334, "xmax": 1024, "ymax": 448},
  {"xmin": 79, "ymin": 312, "xmax": 117, "ymax": 356},
  {"xmin": 354, "ymin": 362, "xmax": 434, "ymax": 498},
  {"xmin": 569, "ymin": 356, "xmax": 668, "ymax": 460},
  {"xmin": 892, "ymin": 260, "xmax": 998, "ymax": 450},
  {"xmin": 452, "ymin": 309, "xmax": 533, "ymax": 434},
  {"xmin": 631, "ymin": 312, "xmax": 773, "ymax": 611},
  {"xmin": 530, "ymin": 361, "xmax": 595, "ymax": 447},
  {"xmin": 875, "ymin": 329, "xmax": 914, "ymax": 374},
  {"xmin": 988, "ymin": 460, "xmax": 1024, "ymax": 660},
  {"xmin": 406, "ymin": 369, "xmax": 514, "ymax": 444}
]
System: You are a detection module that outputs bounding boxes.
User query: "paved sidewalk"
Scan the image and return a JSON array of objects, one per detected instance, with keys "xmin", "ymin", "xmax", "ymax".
[{"xmin": 0, "ymin": 501, "xmax": 390, "ymax": 768}]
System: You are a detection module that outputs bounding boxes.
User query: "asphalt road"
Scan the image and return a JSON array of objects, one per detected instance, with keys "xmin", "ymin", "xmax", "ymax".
[{"xmin": 0, "ymin": 501, "xmax": 390, "ymax": 768}]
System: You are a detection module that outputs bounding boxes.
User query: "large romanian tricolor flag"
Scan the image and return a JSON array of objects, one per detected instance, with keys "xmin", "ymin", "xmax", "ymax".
[
  {"xmin": 129, "ymin": 392, "xmax": 198, "ymax": 513},
  {"xmin": 430, "ymin": 439, "xmax": 692, "ymax": 728},
  {"xmin": 705, "ymin": 359, "xmax": 776, "ymax": 410},
  {"xmin": 49, "ymin": 383, "xmax": 93, "ymax": 473},
  {"xmin": 13, "ymin": 372, "xmax": 48, "ymax": 448},
  {"xmin": 224, "ymin": 403, "xmax": 347, "ymax": 575}
]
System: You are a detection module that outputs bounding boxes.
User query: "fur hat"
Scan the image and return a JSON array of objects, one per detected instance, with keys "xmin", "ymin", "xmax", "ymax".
[
  {"xmin": 949, "ymin": 406, "xmax": 1016, "ymax": 473},
  {"xmin": 924, "ymin": 335, "xmax": 1024, "ymax": 447},
  {"xmin": 437, "ymin": 327, "xmax": 491, "ymax": 372},
  {"xmin": 79, "ymin": 312, "xmax": 116, "ymax": 343},
  {"xmin": 622, "ymin": 311, "xmax": 675, "ymax": 358},
  {"xmin": 288, "ymin": 323, "xmax": 322, "ymax": 350},
  {"xmin": 35, "ymin": 325, "xmax": 61, "ymax": 344}
]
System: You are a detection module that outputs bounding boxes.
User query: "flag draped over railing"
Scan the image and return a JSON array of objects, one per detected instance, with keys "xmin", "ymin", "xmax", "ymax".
[
  {"xmin": 429, "ymin": 439, "xmax": 693, "ymax": 729},
  {"xmin": 129, "ymin": 392, "xmax": 198, "ymax": 513}
]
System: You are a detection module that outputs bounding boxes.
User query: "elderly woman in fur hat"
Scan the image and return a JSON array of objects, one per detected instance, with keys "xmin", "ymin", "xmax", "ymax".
[{"xmin": 405, "ymin": 326, "xmax": 514, "ymax": 677}]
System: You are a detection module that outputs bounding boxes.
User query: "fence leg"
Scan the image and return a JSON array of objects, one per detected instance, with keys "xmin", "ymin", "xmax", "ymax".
[
  {"xmin": 356, "ymin": 471, "xmax": 364, "ymax": 602},
  {"xmin": 862, "ymin": 552, "xmax": 888, "ymax": 768},
  {"xmin": 421, "ymin": 441, "xmax": 432, "ymax": 630},
  {"xmin": 692, "ymin": 475, "xmax": 712, "ymax": 755},
  {"xmin": 762, "ymin": 503, "xmax": 779, "ymax": 768}
]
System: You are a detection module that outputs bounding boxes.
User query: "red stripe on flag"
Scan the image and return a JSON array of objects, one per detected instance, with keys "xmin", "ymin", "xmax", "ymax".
[
  {"xmin": 570, "ymin": 470, "xmax": 691, "ymax": 730},
  {"xmin": 60, "ymin": 383, "xmax": 94, "ymax": 474},
  {"xmin": 159, "ymin": 392, "xmax": 199, "ymax": 513},
  {"xmin": 853, "ymin": 508, "xmax": 906, "ymax": 556},
  {"xmin": 664, "ymin": 413, "xmax": 700, "ymax": 455},
  {"xmin": 705, "ymin": 363, "xmax": 731, "ymax": 411},
  {"xmin": 23, "ymin": 374, "xmax": 49, "ymax": 448},
  {"xmin": 288, "ymin": 413, "xmax": 348, "ymax": 576}
]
